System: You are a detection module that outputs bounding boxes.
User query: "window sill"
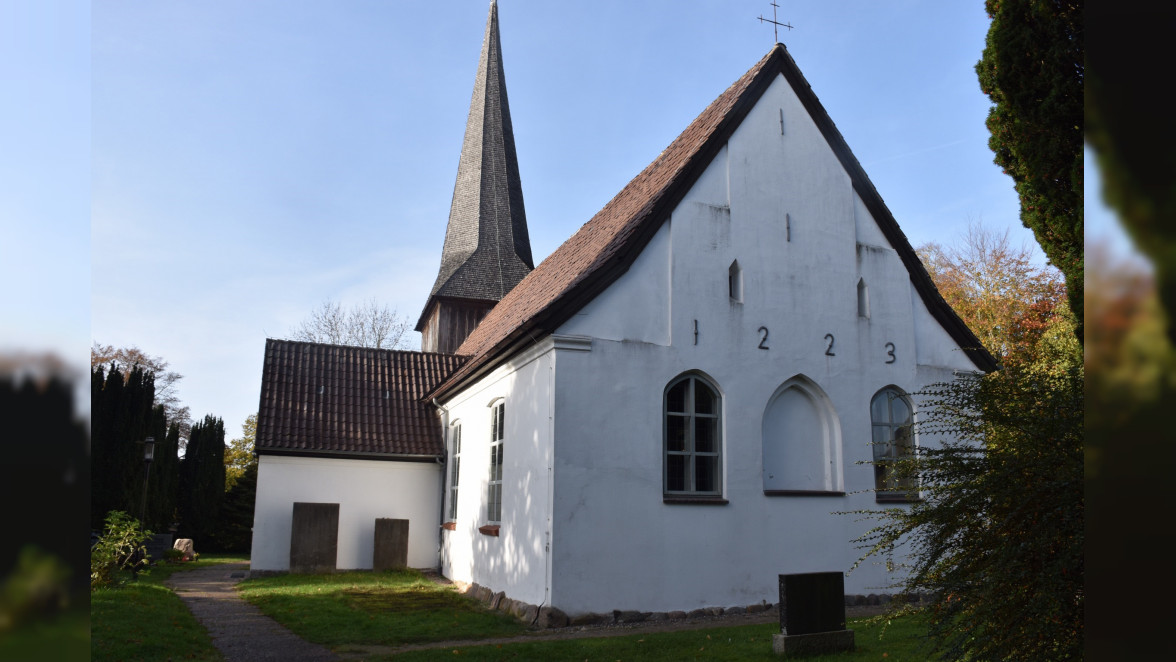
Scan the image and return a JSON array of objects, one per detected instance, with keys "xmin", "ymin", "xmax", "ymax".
[
  {"xmin": 478, "ymin": 524, "xmax": 501, "ymax": 537},
  {"xmin": 764, "ymin": 490, "xmax": 846, "ymax": 497},
  {"xmin": 441, "ymin": 521, "xmax": 456, "ymax": 531},
  {"xmin": 663, "ymin": 495, "xmax": 728, "ymax": 505}
]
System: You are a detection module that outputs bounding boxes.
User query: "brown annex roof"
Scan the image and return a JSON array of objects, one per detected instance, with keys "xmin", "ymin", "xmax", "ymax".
[
  {"xmin": 257, "ymin": 339, "xmax": 465, "ymax": 459},
  {"xmin": 428, "ymin": 43, "xmax": 997, "ymax": 400}
]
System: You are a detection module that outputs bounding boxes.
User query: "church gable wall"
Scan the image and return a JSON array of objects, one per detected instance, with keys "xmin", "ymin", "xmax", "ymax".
[
  {"xmin": 546, "ymin": 74, "xmax": 978, "ymax": 614},
  {"xmin": 556, "ymin": 221, "xmax": 671, "ymax": 345}
]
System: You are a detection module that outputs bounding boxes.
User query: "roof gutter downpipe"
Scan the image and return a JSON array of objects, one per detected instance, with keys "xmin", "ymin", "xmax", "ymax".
[{"xmin": 433, "ymin": 397, "xmax": 449, "ymax": 574}]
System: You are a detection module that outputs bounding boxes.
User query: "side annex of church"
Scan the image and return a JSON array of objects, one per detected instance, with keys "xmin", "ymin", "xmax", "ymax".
[{"xmin": 250, "ymin": 1, "xmax": 995, "ymax": 617}]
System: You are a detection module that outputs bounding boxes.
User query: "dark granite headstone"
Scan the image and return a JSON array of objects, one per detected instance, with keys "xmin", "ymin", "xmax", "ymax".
[
  {"xmin": 772, "ymin": 572, "xmax": 854, "ymax": 655},
  {"xmin": 373, "ymin": 518, "xmax": 409, "ymax": 570},
  {"xmin": 778, "ymin": 571, "xmax": 847, "ymax": 635},
  {"xmin": 144, "ymin": 533, "xmax": 173, "ymax": 561},
  {"xmin": 290, "ymin": 502, "xmax": 339, "ymax": 573}
]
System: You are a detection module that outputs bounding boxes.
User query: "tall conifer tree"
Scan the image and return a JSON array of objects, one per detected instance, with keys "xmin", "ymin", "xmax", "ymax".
[
  {"xmin": 178, "ymin": 415, "xmax": 225, "ymax": 545},
  {"xmin": 976, "ymin": 0, "xmax": 1083, "ymax": 341}
]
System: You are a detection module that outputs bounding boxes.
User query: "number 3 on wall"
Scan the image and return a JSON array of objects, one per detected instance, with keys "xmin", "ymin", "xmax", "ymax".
[{"xmin": 885, "ymin": 342, "xmax": 896, "ymax": 364}]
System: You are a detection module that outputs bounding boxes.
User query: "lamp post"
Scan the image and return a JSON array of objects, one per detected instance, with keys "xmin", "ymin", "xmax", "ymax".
[{"xmin": 139, "ymin": 436, "xmax": 155, "ymax": 526}]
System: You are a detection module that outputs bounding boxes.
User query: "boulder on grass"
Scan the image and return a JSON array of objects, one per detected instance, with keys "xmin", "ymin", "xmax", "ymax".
[{"xmin": 173, "ymin": 539, "xmax": 195, "ymax": 562}]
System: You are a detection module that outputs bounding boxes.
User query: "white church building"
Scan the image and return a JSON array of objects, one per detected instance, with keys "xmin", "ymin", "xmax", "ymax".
[{"xmin": 250, "ymin": 2, "xmax": 995, "ymax": 617}]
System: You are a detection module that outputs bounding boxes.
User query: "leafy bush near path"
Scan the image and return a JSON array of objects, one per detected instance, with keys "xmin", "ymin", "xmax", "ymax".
[{"xmin": 90, "ymin": 511, "xmax": 151, "ymax": 589}]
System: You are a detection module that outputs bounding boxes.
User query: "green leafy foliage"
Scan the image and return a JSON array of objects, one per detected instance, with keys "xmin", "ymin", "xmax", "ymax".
[
  {"xmin": 919, "ymin": 223, "xmax": 1067, "ymax": 368},
  {"xmin": 90, "ymin": 512, "xmax": 152, "ymax": 590},
  {"xmin": 848, "ymin": 358, "xmax": 1083, "ymax": 661},
  {"xmin": 0, "ymin": 546, "xmax": 72, "ymax": 632},
  {"xmin": 976, "ymin": 0, "xmax": 1083, "ymax": 342},
  {"xmin": 224, "ymin": 413, "xmax": 256, "ymax": 491}
]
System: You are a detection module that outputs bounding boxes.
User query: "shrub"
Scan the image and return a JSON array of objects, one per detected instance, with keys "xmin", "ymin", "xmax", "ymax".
[
  {"xmin": 90, "ymin": 511, "xmax": 152, "ymax": 589},
  {"xmin": 846, "ymin": 362, "xmax": 1083, "ymax": 661}
]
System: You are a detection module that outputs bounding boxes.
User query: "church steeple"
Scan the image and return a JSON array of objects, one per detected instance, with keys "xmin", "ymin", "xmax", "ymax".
[{"xmin": 417, "ymin": 0, "xmax": 533, "ymax": 355}]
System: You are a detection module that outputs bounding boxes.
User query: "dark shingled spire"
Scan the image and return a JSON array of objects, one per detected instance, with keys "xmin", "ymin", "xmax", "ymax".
[{"xmin": 419, "ymin": 0, "xmax": 532, "ymax": 333}]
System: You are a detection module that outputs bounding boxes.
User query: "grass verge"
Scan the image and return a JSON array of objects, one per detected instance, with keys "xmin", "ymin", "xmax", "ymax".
[
  {"xmin": 237, "ymin": 569, "xmax": 526, "ymax": 647},
  {"xmin": 90, "ymin": 556, "xmax": 245, "ymax": 662},
  {"xmin": 382, "ymin": 616, "xmax": 929, "ymax": 662},
  {"xmin": 0, "ymin": 608, "xmax": 90, "ymax": 661}
]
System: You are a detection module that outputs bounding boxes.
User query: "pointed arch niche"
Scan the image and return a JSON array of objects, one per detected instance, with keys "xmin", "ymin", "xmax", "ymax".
[{"xmin": 761, "ymin": 376, "xmax": 844, "ymax": 495}]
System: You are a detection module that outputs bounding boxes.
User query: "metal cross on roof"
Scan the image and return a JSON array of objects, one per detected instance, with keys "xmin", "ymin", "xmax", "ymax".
[{"xmin": 757, "ymin": 1, "xmax": 794, "ymax": 43}]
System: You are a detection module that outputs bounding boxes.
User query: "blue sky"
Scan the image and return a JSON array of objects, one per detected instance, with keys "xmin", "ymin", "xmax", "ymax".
[{"xmin": 5, "ymin": 1, "xmax": 1122, "ymax": 442}]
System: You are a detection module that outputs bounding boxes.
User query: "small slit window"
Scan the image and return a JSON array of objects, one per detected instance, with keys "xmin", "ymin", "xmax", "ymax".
[
  {"xmin": 729, "ymin": 260, "xmax": 743, "ymax": 302},
  {"xmin": 857, "ymin": 278, "xmax": 870, "ymax": 318}
]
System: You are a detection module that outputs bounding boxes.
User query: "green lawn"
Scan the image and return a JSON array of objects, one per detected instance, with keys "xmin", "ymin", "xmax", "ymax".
[
  {"xmin": 95, "ymin": 560, "xmax": 930, "ymax": 662},
  {"xmin": 0, "ymin": 608, "xmax": 90, "ymax": 661},
  {"xmin": 237, "ymin": 570, "xmax": 526, "ymax": 647},
  {"xmin": 383, "ymin": 616, "xmax": 929, "ymax": 662},
  {"xmin": 90, "ymin": 556, "xmax": 245, "ymax": 662}
]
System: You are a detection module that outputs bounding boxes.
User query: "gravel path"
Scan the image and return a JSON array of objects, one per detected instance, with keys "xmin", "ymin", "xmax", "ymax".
[{"xmin": 165, "ymin": 562, "xmax": 340, "ymax": 661}]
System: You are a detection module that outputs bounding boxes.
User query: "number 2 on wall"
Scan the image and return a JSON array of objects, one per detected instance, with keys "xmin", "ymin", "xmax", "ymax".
[
  {"xmin": 824, "ymin": 333, "xmax": 835, "ymax": 356},
  {"xmin": 758, "ymin": 326, "xmax": 770, "ymax": 350}
]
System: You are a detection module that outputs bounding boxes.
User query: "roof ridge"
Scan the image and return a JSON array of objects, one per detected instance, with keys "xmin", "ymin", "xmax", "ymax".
[{"xmin": 427, "ymin": 42, "xmax": 994, "ymax": 400}]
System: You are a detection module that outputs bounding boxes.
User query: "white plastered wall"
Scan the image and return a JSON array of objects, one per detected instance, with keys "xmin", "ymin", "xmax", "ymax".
[
  {"xmin": 250, "ymin": 455, "xmax": 442, "ymax": 571},
  {"xmin": 546, "ymin": 73, "xmax": 983, "ymax": 614},
  {"xmin": 438, "ymin": 340, "xmax": 557, "ymax": 607}
]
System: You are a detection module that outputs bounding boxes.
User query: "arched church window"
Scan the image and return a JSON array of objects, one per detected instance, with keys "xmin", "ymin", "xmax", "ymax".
[
  {"xmin": 871, "ymin": 387, "xmax": 916, "ymax": 500},
  {"xmin": 487, "ymin": 400, "xmax": 505, "ymax": 523},
  {"xmin": 664, "ymin": 374, "xmax": 722, "ymax": 496},
  {"xmin": 762, "ymin": 376, "xmax": 844, "ymax": 494},
  {"xmin": 447, "ymin": 422, "xmax": 462, "ymax": 521}
]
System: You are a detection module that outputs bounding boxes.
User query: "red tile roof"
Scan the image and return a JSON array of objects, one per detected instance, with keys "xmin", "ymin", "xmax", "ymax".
[
  {"xmin": 427, "ymin": 44, "xmax": 995, "ymax": 400},
  {"xmin": 257, "ymin": 339, "xmax": 465, "ymax": 459}
]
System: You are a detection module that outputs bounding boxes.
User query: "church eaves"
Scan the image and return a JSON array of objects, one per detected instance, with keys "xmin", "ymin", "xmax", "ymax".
[
  {"xmin": 417, "ymin": 0, "xmax": 533, "ymax": 332},
  {"xmin": 426, "ymin": 43, "xmax": 998, "ymax": 400}
]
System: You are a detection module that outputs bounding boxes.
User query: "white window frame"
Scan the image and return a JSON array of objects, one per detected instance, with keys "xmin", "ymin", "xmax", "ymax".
[
  {"xmin": 487, "ymin": 400, "xmax": 505, "ymax": 523},
  {"xmin": 447, "ymin": 422, "xmax": 462, "ymax": 521},
  {"xmin": 663, "ymin": 373, "xmax": 722, "ymax": 497},
  {"xmin": 870, "ymin": 386, "xmax": 916, "ymax": 500}
]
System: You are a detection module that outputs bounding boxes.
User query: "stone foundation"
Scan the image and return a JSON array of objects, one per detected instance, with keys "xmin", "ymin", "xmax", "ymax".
[{"xmin": 458, "ymin": 583, "xmax": 795, "ymax": 629}]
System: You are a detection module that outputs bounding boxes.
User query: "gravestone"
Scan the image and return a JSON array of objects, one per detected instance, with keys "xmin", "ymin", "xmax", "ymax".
[
  {"xmin": 772, "ymin": 572, "xmax": 855, "ymax": 656},
  {"xmin": 373, "ymin": 518, "xmax": 409, "ymax": 571},
  {"xmin": 174, "ymin": 538, "xmax": 195, "ymax": 561},
  {"xmin": 290, "ymin": 502, "xmax": 339, "ymax": 573},
  {"xmin": 144, "ymin": 533, "xmax": 173, "ymax": 561}
]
